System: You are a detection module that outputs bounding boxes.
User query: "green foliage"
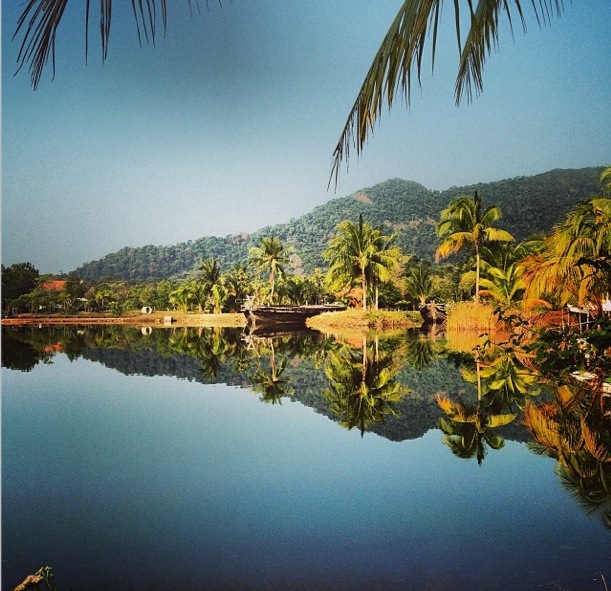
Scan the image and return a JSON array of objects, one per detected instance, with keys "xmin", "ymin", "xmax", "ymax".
[
  {"xmin": 2, "ymin": 261, "xmax": 39, "ymax": 311},
  {"xmin": 71, "ymin": 168, "xmax": 602, "ymax": 282}
]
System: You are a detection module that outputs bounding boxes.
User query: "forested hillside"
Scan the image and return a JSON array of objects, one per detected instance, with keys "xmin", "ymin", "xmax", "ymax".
[{"xmin": 74, "ymin": 167, "xmax": 603, "ymax": 281}]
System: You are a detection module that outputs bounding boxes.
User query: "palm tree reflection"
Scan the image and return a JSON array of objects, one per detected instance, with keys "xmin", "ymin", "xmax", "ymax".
[
  {"xmin": 436, "ymin": 344, "xmax": 529, "ymax": 465},
  {"xmin": 524, "ymin": 377, "xmax": 611, "ymax": 528},
  {"xmin": 324, "ymin": 335, "xmax": 407, "ymax": 436},
  {"xmin": 247, "ymin": 338, "xmax": 294, "ymax": 404}
]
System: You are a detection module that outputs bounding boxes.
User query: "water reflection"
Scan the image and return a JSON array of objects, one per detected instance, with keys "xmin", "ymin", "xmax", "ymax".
[
  {"xmin": 436, "ymin": 337, "xmax": 542, "ymax": 464},
  {"xmin": 3, "ymin": 323, "xmax": 610, "ymax": 531},
  {"xmin": 323, "ymin": 335, "xmax": 408, "ymax": 436},
  {"xmin": 3, "ymin": 323, "xmax": 611, "ymax": 591},
  {"xmin": 524, "ymin": 378, "xmax": 611, "ymax": 528}
]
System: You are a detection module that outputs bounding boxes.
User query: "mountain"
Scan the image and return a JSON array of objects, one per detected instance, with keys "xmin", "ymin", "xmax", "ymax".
[{"xmin": 73, "ymin": 167, "xmax": 603, "ymax": 282}]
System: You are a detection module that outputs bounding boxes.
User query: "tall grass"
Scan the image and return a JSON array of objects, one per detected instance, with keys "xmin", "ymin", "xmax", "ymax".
[{"xmin": 445, "ymin": 302, "xmax": 502, "ymax": 352}]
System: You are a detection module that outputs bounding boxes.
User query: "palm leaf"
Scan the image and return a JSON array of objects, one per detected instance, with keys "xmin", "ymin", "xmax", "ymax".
[{"xmin": 329, "ymin": 0, "xmax": 566, "ymax": 186}]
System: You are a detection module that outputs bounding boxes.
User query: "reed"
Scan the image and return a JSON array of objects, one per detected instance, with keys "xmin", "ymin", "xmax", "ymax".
[{"xmin": 446, "ymin": 301, "xmax": 496, "ymax": 332}]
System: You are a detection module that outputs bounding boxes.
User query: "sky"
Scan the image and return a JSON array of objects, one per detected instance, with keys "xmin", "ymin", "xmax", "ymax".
[{"xmin": 2, "ymin": 1, "xmax": 610, "ymax": 274}]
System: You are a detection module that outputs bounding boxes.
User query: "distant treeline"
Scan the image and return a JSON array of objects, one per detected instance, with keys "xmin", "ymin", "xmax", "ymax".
[{"xmin": 73, "ymin": 167, "xmax": 602, "ymax": 282}]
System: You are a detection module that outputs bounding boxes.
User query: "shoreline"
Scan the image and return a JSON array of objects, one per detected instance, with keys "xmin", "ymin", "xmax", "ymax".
[
  {"xmin": 2, "ymin": 309, "xmax": 421, "ymax": 331},
  {"xmin": 1, "ymin": 312, "xmax": 247, "ymax": 328}
]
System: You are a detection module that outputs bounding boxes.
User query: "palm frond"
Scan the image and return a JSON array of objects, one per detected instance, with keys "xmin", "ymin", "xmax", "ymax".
[
  {"xmin": 329, "ymin": 0, "xmax": 565, "ymax": 187},
  {"xmin": 14, "ymin": 0, "xmax": 188, "ymax": 89}
]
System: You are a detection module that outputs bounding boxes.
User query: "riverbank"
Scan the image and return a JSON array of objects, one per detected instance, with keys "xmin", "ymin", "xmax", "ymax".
[
  {"xmin": 2, "ymin": 309, "xmax": 420, "ymax": 330},
  {"xmin": 1, "ymin": 311, "xmax": 247, "ymax": 328}
]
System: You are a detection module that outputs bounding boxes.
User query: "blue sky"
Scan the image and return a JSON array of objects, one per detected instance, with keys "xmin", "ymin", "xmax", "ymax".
[{"xmin": 2, "ymin": 1, "xmax": 610, "ymax": 274}]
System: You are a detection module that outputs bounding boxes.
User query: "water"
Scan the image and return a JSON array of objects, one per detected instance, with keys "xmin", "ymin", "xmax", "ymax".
[{"xmin": 2, "ymin": 326, "xmax": 609, "ymax": 590}]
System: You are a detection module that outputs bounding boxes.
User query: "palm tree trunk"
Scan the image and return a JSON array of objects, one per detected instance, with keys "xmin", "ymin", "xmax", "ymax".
[
  {"xmin": 474, "ymin": 242, "xmax": 481, "ymax": 304},
  {"xmin": 269, "ymin": 267, "xmax": 275, "ymax": 304},
  {"xmin": 361, "ymin": 267, "xmax": 367, "ymax": 311}
]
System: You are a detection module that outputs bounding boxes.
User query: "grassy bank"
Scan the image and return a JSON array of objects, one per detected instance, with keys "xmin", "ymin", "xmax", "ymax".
[{"xmin": 307, "ymin": 309, "xmax": 420, "ymax": 330}]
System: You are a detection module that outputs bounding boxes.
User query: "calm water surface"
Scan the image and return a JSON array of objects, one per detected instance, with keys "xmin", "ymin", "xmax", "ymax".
[{"xmin": 2, "ymin": 326, "xmax": 609, "ymax": 590}]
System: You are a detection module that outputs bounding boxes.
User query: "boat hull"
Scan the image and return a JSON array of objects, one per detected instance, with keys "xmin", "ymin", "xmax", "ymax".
[
  {"xmin": 419, "ymin": 303, "xmax": 447, "ymax": 324},
  {"xmin": 243, "ymin": 304, "xmax": 346, "ymax": 326}
]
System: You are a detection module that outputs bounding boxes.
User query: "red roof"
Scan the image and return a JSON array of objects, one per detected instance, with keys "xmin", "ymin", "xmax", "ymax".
[{"xmin": 42, "ymin": 280, "xmax": 66, "ymax": 291}]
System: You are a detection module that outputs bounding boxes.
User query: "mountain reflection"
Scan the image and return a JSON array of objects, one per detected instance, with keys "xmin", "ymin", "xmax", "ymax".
[{"xmin": 4, "ymin": 323, "xmax": 611, "ymax": 528}]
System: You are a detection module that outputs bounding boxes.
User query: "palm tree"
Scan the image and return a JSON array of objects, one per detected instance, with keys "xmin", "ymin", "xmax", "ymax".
[
  {"xmin": 324, "ymin": 215, "xmax": 373, "ymax": 310},
  {"xmin": 461, "ymin": 243, "xmax": 529, "ymax": 309},
  {"xmin": 324, "ymin": 215, "xmax": 400, "ymax": 311},
  {"xmin": 168, "ymin": 284, "xmax": 193, "ymax": 312},
  {"xmin": 366, "ymin": 230, "xmax": 403, "ymax": 310},
  {"xmin": 600, "ymin": 165, "xmax": 611, "ymax": 194},
  {"xmin": 436, "ymin": 191, "xmax": 514, "ymax": 303},
  {"xmin": 200, "ymin": 258, "xmax": 222, "ymax": 293},
  {"xmin": 13, "ymin": 1, "xmax": 568, "ymax": 182},
  {"xmin": 248, "ymin": 237, "xmax": 291, "ymax": 304},
  {"xmin": 403, "ymin": 259, "xmax": 435, "ymax": 307},
  {"xmin": 521, "ymin": 197, "xmax": 611, "ymax": 311}
]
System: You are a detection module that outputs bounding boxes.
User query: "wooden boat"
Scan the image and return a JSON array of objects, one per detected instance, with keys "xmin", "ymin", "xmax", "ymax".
[
  {"xmin": 418, "ymin": 302, "xmax": 447, "ymax": 324},
  {"xmin": 242, "ymin": 304, "xmax": 346, "ymax": 326}
]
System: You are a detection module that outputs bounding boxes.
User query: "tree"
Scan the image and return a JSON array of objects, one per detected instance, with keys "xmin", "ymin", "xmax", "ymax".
[
  {"xmin": 365, "ymin": 230, "xmax": 403, "ymax": 310},
  {"xmin": 600, "ymin": 165, "xmax": 611, "ymax": 194},
  {"xmin": 324, "ymin": 215, "xmax": 400, "ymax": 311},
  {"xmin": 169, "ymin": 284, "xmax": 193, "ymax": 312},
  {"xmin": 2, "ymin": 262, "xmax": 39, "ymax": 312},
  {"xmin": 193, "ymin": 258, "xmax": 223, "ymax": 312},
  {"xmin": 199, "ymin": 258, "xmax": 222, "ymax": 293},
  {"xmin": 248, "ymin": 237, "xmax": 291, "ymax": 304},
  {"xmin": 435, "ymin": 191, "xmax": 514, "ymax": 303},
  {"xmin": 403, "ymin": 259, "xmax": 434, "ymax": 307},
  {"xmin": 521, "ymin": 197, "xmax": 611, "ymax": 311},
  {"xmin": 461, "ymin": 242, "xmax": 529, "ymax": 309}
]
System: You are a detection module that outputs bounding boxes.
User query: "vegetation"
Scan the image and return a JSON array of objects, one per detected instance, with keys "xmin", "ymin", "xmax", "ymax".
[
  {"xmin": 12, "ymin": 1, "xmax": 570, "ymax": 188},
  {"xmin": 71, "ymin": 168, "xmax": 602, "ymax": 283},
  {"xmin": 329, "ymin": 0, "xmax": 568, "ymax": 183},
  {"xmin": 5, "ymin": 166, "xmax": 610, "ymax": 331},
  {"xmin": 521, "ymin": 196, "xmax": 611, "ymax": 312},
  {"xmin": 436, "ymin": 191, "xmax": 514, "ymax": 303},
  {"xmin": 248, "ymin": 236, "xmax": 292, "ymax": 304},
  {"xmin": 323, "ymin": 214, "xmax": 402, "ymax": 311}
]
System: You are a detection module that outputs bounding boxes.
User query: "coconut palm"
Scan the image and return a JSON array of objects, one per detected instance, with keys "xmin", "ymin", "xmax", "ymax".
[
  {"xmin": 248, "ymin": 237, "xmax": 291, "ymax": 304},
  {"xmin": 366, "ymin": 230, "xmax": 403, "ymax": 310},
  {"xmin": 169, "ymin": 284, "xmax": 193, "ymax": 312},
  {"xmin": 521, "ymin": 197, "xmax": 611, "ymax": 311},
  {"xmin": 403, "ymin": 259, "xmax": 435, "ymax": 307},
  {"xmin": 436, "ymin": 191, "xmax": 514, "ymax": 303},
  {"xmin": 324, "ymin": 215, "xmax": 400, "ymax": 311},
  {"xmin": 600, "ymin": 166, "xmax": 611, "ymax": 194},
  {"xmin": 200, "ymin": 258, "xmax": 222, "ymax": 293},
  {"xmin": 461, "ymin": 243, "xmax": 528, "ymax": 308}
]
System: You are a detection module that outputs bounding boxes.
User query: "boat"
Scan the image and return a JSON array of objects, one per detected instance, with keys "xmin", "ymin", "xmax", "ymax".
[
  {"xmin": 418, "ymin": 302, "xmax": 447, "ymax": 324},
  {"xmin": 242, "ymin": 303, "xmax": 346, "ymax": 326}
]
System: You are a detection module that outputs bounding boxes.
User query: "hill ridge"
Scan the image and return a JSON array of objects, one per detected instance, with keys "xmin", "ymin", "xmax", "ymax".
[{"xmin": 74, "ymin": 167, "xmax": 603, "ymax": 282}]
